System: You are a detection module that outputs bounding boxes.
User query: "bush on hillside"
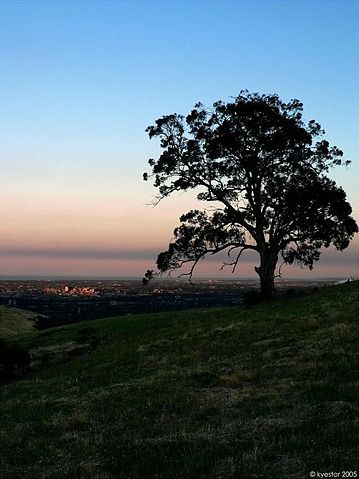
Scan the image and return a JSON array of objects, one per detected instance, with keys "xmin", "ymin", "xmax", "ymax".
[
  {"xmin": 242, "ymin": 289, "xmax": 261, "ymax": 307},
  {"xmin": 0, "ymin": 338, "xmax": 31, "ymax": 381},
  {"xmin": 75, "ymin": 327, "xmax": 100, "ymax": 351}
]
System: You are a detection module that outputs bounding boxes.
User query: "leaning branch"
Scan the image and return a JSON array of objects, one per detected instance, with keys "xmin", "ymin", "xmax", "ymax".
[
  {"xmin": 178, "ymin": 243, "xmax": 257, "ymax": 283},
  {"xmin": 274, "ymin": 259, "xmax": 286, "ymax": 279},
  {"xmin": 220, "ymin": 245, "xmax": 256, "ymax": 273}
]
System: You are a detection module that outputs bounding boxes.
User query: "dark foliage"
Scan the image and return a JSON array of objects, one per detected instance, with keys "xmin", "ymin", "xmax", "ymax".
[
  {"xmin": 75, "ymin": 327, "xmax": 97, "ymax": 343},
  {"xmin": 142, "ymin": 269, "xmax": 155, "ymax": 286},
  {"xmin": 143, "ymin": 91, "xmax": 358, "ymax": 299},
  {"xmin": 242, "ymin": 289, "xmax": 261, "ymax": 307},
  {"xmin": 35, "ymin": 314, "xmax": 80, "ymax": 330},
  {"xmin": 75, "ymin": 327, "xmax": 100, "ymax": 350},
  {"xmin": 0, "ymin": 338, "xmax": 31, "ymax": 381}
]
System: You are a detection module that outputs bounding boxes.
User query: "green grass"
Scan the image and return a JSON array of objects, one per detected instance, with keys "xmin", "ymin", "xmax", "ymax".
[
  {"xmin": 0, "ymin": 306, "xmax": 37, "ymax": 339},
  {"xmin": 1, "ymin": 282, "xmax": 359, "ymax": 478}
]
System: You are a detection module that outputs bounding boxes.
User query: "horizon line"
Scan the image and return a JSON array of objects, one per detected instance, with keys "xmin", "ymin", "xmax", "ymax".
[{"xmin": 0, "ymin": 274, "xmax": 351, "ymax": 281}]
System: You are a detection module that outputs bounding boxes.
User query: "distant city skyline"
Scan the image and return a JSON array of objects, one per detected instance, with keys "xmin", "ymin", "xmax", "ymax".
[{"xmin": 1, "ymin": 0, "xmax": 358, "ymax": 278}]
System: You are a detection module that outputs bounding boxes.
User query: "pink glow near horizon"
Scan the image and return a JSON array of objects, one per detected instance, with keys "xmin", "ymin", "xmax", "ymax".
[
  {"xmin": 1, "ymin": 177, "xmax": 358, "ymax": 277},
  {"xmin": 1, "ymin": 177, "xmax": 358, "ymax": 278},
  {"xmin": 1, "ymin": 130, "xmax": 358, "ymax": 280},
  {"xmin": 1, "ymin": 239, "xmax": 358, "ymax": 278}
]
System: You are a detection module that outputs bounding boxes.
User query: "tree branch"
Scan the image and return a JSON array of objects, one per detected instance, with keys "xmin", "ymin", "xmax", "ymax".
[
  {"xmin": 175, "ymin": 243, "xmax": 256, "ymax": 283},
  {"xmin": 220, "ymin": 245, "xmax": 254, "ymax": 273}
]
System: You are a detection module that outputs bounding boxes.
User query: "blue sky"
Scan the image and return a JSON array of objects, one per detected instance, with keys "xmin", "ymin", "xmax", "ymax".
[{"xmin": 0, "ymin": 0, "xmax": 358, "ymax": 277}]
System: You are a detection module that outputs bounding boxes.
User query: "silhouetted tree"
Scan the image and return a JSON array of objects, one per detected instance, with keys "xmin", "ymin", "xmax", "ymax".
[{"xmin": 143, "ymin": 91, "xmax": 358, "ymax": 299}]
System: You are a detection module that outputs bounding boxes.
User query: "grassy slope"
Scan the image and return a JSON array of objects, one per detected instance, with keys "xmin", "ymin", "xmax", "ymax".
[
  {"xmin": 1, "ymin": 282, "xmax": 358, "ymax": 479},
  {"xmin": 0, "ymin": 306, "xmax": 37, "ymax": 339}
]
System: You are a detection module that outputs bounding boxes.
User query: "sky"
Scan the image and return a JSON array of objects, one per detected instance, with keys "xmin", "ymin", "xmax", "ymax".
[{"xmin": 0, "ymin": 0, "xmax": 358, "ymax": 279}]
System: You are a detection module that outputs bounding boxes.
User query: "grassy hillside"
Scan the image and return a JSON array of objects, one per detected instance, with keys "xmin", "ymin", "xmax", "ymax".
[
  {"xmin": 0, "ymin": 305, "xmax": 37, "ymax": 339},
  {"xmin": 1, "ymin": 282, "xmax": 358, "ymax": 479}
]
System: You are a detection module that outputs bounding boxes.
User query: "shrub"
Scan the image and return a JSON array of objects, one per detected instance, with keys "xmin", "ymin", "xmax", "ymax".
[
  {"xmin": 75, "ymin": 327, "xmax": 100, "ymax": 351},
  {"xmin": 242, "ymin": 289, "xmax": 261, "ymax": 307},
  {"xmin": 0, "ymin": 339, "xmax": 31, "ymax": 381}
]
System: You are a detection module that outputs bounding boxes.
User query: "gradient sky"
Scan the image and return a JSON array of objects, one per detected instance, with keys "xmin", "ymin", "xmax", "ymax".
[{"xmin": 1, "ymin": 0, "xmax": 358, "ymax": 278}]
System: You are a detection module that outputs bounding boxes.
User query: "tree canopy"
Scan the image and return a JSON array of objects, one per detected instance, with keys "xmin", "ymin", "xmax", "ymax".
[{"xmin": 143, "ymin": 91, "xmax": 358, "ymax": 299}]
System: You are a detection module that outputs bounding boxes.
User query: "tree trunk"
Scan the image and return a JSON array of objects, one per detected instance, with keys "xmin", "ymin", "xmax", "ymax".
[
  {"xmin": 255, "ymin": 249, "xmax": 278, "ymax": 301},
  {"xmin": 259, "ymin": 268, "xmax": 275, "ymax": 300}
]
